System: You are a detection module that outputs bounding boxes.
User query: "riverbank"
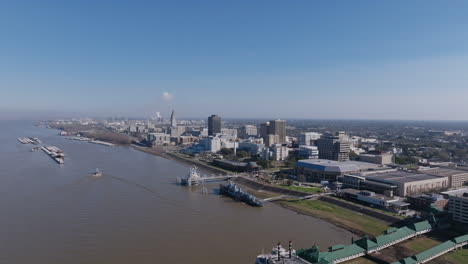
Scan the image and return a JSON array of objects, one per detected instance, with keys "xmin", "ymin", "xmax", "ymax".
[{"xmin": 130, "ymin": 145, "xmax": 393, "ymax": 237}]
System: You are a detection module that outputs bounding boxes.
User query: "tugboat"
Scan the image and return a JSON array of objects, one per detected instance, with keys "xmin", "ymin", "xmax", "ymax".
[
  {"xmin": 92, "ymin": 168, "xmax": 103, "ymax": 177},
  {"xmin": 181, "ymin": 166, "xmax": 202, "ymax": 186},
  {"xmin": 219, "ymin": 181, "xmax": 263, "ymax": 207}
]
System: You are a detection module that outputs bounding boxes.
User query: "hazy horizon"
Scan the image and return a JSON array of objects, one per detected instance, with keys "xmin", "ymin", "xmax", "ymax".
[{"xmin": 2, "ymin": 1, "xmax": 468, "ymax": 120}]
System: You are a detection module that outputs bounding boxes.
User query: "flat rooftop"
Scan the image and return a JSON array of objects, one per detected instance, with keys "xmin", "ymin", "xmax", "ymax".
[
  {"xmin": 420, "ymin": 167, "xmax": 468, "ymax": 177},
  {"xmin": 441, "ymin": 188, "xmax": 468, "ymax": 198},
  {"xmin": 364, "ymin": 171, "xmax": 443, "ymax": 184},
  {"xmin": 296, "ymin": 159, "xmax": 382, "ymax": 173}
]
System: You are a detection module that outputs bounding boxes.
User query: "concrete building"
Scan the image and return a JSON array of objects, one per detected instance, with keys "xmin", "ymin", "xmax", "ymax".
[
  {"xmin": 360, "ymin": 171, "xmax": 449, "ymax": 197},
  {"xmin": 296, "ymin": 159, "xmax": 382, "ymax": 182},
  {"xmin": 299, "ymin": 132, "xmax": 321, "ymax": 146},
  {"xmin": 199, "ymin": 136, "xmax": 221, "ymax": 153},
  {"xmin": 340, "ymin": 189, "xmax": 410, "ymax": 214},
  {"xmin": 238, "ymin": 142, "xmax": 265, "ymax": 156},
  {"xmin": 170, "ymin": 109, "xmax": 177, "ymax": 127},
  {"xmin": 358, "ymin": 153, "xmax": 394, "ymax": 165},
  {"xmin": 265, "ymin": 134, "xmax": 279, "ymax": 146},
  {"xmin": 169, "ymin": 126, "xmax": 186, "ymax": 137},
  {"xmin": 147, "ymin": 133, "xmax": 171, "ymax": 146},
  {"xmin": 239, "ymin": 125, "xmax": 258, "ymax": 138},
  {"xmin": 421, "ymin": 167, "xmax": 468, "ymax": 188},
  {"xmin": 317, "ymin": 132, "xmax": 351, "ymax": 161},
  {"xmin": 269, "ymin": 120, "xmax": 286, "ymax": 144},
  {"xmin": 442, "ymin": 188, "xmax": 468, "ymax": 224},
  {"xmin": 208, "ymin": 115, "xmax": 221, "ymax": 136},
  {"xmin": 271, "ymin": 145, "xmax": 289, "ymax": 161},
  {"xmin": 297, "ymin": 145, "xmax": 319, "ymax": 159},
  {"xmin": 220, "ymin": 128, "xmax": 238, "ymax": 140}
]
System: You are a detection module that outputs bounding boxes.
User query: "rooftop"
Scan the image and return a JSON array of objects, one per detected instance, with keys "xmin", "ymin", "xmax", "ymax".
[
  {"xmin": 441, "ymin": 188, "xmax": 468, "ymax": 198},
  {"xmin": 364, "ymin": 171, "xmax": 444, "ymax": 184},
  {"xmin": 296, "ymin": 159, "xmax": 382, "ymax": 173},
  {"xmin": 420, "ymin": 167, "xmax": 468, "ymax": 177}
]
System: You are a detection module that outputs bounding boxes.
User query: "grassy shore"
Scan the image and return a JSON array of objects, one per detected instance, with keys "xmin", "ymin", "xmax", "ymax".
[
  {"xmin": 278, "ymin": 185, "xmax": 322, "ymax": 194},
  {"xmin": 277, "ymin": 199, "xmax": 390, "ymax": 237}
]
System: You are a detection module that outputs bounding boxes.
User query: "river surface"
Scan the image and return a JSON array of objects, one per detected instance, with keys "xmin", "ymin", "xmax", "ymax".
[{"xmin": 0, "ymin": 121, "xmax": 353, "ymax": 264}]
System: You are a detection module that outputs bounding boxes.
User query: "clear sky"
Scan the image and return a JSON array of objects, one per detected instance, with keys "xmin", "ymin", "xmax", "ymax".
[{"xmin": 1, "ymin": 0, "xmax": 468, "ymax": 120}]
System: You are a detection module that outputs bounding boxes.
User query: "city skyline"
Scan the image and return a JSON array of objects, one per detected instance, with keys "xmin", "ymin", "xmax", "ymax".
[{"xmin": 2, "ymin": 1, "xmax": 468, "ymax": 120}]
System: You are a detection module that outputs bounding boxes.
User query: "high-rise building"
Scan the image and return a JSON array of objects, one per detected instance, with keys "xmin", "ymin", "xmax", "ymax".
[
  {"xmin": 269, "ymin": 120, "xmax": 286, "ymax": 144},
  {"xmin": 316, "ymin": 132, "xmax": 351, "ymax": 161},
  {"xmin": 208, "ymin": 115, "xmax": 221, "ymax": 136},
  {"xmin": 170, "ymin": 110, "xmax": 177, "ymax": 127},
  {"xmin": 260, "ymin": 122, "xmax": 270, "ymax": 138}
]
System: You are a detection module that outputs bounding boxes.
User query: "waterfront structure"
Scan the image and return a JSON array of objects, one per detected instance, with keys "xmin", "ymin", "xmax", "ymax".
[
  {"xmin": 147, "ymin": 133, "xmax": 171, "ymax": 146},
  {"xmin": 297, "ymin": 145, "xmax": 319, "ymax": 159},
  {"xmin": 170, "ymin": 109, "xmax": 176, "ymax": 127},
  {"xmin": 391, "ymin": 234, "xmax": 468, "ymax": 264},
  {"xmin": 345, "ymin": 170, "xmax": 449, "ymax": 197},
  {"xmin": 239, "ymin": 125, "xmax": 258, "ymax": 138},
  {"xmin": 358, "ymin": 153, "xmax": 393, "ymax": 165},
  {"xmin": 442, "ymin": 188, "xmax": 468, "ymax": 224},
  {"xmin": 298, "ymin": 132, "xmax": 321, "ymax": 146},
  {"xmin": 421, "ymin": 167, "xmax": 468, "ymax": 188},
  {"xmin": 296, "ymin": 159, "xmax": 382, "ymax": 182},
  {"xmin": 208, "ymin": 115, "xmax": 221, "ymax": 136},
  {"xmin": 277, "ymin": 220, "xmax": 435, "ymax": 264},
  {"xmin": 269, "ymin": 120, "xmax": 286, "ymax": 143},
  {"xmin": 316, "ymin": 132, "xmax": 351, "ymax": 161}
]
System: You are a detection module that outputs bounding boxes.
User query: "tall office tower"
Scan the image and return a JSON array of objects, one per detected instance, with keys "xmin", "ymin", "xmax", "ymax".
[
  {"xmin": 316, "ymin": 132, "xmax": 351, "ymax": 161},
  {"xmin": 208, "ymin": 115, "xmax": 221, "ymax": 136},
  {"xmin": 269, "ymin": 120, "xmax": 286, "ymax": 144},
  {"xmin": 260, "ymin": 122, "xmax": 270, "ymax": 138},
  {"xmin": 170, "ymin": 110, "xmax": 177, "ymax": 127}
]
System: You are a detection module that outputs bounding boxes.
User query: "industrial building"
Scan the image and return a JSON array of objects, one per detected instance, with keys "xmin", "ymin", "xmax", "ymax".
[
  {"xmin": 421, "ymin": 167, "xmax": 468, "ymax": 188},
  {"xmin": 295, "ymin": 159, "xmax": 382, "ymax": 182},
  {"xmin": 344, "ymin": 171, "xmax": 449, "ymax": 197}
]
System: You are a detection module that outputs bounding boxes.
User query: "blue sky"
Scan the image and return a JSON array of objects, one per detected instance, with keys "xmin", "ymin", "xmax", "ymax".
[{"xmin": 1, "ymin": 1, "xmax": 468, "ymax": 120}]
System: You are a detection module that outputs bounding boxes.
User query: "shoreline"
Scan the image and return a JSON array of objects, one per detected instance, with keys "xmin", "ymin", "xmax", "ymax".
[{"xmin": 129, "ymin": 144, "xmax": 389, "ymax": 237}]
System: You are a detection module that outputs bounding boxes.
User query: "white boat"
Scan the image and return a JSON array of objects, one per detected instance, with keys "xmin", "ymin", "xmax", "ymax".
[
  {"xmin": 181, "ymin": 166, "xmax": 202, "ymax": 186},
  {"xmin": 92, "ymin": 169, "xmax": 103, "ymax": 177},
  {"xmin": 255, "ymin": 243, "xmax": 297, "ymax": 264}
]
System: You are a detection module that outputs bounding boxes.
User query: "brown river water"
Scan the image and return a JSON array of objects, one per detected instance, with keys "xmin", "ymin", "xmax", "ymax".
[{"xmin": 0, "ymin": 121, "xmax": 353, "ymax": 264}]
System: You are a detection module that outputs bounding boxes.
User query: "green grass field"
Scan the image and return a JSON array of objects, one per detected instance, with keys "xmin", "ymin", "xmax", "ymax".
[
  {"xmin": 401, "ymin": 236, "xmax": 440, "ymax": 253},
  {"xmin": 279, "ymin": 185, "xmax": 322, "ymax": 193},
  {"xmin": 280, "ymin": 199, "xmax": 389, "ymax": 236}
]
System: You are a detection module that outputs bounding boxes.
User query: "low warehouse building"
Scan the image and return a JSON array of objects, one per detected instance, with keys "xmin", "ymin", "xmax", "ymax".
[{"xmin": 295, "ymin": 159, "xmax": 383, "ymax": 182}]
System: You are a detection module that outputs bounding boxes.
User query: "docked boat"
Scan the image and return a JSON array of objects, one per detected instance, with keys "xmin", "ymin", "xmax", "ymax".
[
  {"xmin": 219, "ymin": 181, "xmax": 263, "ymax": 207},
  {"xmin": 255, "ymin": 242, "xmax": 297, "ymax": 264},
  {"xmin": 181, "ymin": 166, "xmax": 202, "ymax": 186}
]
